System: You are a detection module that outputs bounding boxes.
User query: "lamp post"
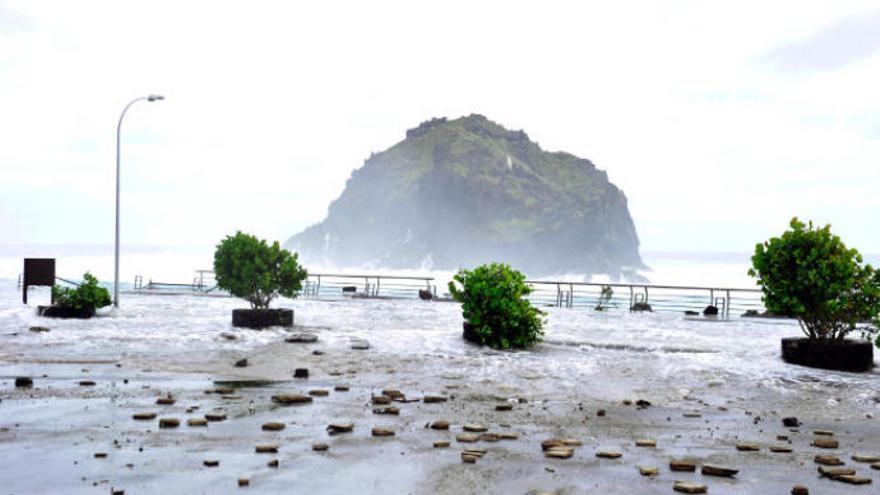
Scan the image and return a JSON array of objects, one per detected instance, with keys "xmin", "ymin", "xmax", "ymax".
[{"xmin": 114, "ymin": 94, "xmax": 164, "ymax": 308}]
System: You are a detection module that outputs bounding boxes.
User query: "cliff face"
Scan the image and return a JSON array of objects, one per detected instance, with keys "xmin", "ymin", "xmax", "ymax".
[{"xmin": 286, "ymin": 115, "xmax": 644, "ymax": 277}]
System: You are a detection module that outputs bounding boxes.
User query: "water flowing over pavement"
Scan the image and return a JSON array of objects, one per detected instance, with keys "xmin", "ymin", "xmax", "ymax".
[{"xmin": 1, "ymin": 283, "xmax": 878, "ymax": 494}]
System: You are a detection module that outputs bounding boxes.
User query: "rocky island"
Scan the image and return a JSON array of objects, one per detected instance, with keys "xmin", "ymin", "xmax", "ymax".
[{"xmin": 286, "ymin": 115, "xmax": 644, "ymax": 277}]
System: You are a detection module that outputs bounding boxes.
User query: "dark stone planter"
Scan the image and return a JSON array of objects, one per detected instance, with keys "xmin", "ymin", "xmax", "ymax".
[
  {"xmin": 781, "ymin": 337, "xmax": 874, "ymax": 372},
  {"xmin": 462, "ymin": 321, "xmax": 481, "ymax": 344},
  {"xmin": 232, "ymin": 309, "xmax": 293, "ymax": 329},
  {"xmin": 38, "ymin": 305, "xmax": 95, "ymax": 319}
]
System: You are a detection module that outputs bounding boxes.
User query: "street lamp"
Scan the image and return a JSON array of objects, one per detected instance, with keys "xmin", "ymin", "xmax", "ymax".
[{"xmin": 114, "ymin": 94, "xmax": 164, "ymax": 308}]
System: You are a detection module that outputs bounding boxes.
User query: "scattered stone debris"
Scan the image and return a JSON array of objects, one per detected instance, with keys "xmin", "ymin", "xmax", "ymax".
[
  {"xmin": 203, "ymin": 460, "xmax": 219, "ymax": 467},
  {"xmin": 769, "ymin": 445, "xmax": 793, "ymax": 453},
  {"xmin": 29, "ymin": 326, "xmax": 49, "ymax": 333},
  {"xmin": 812, "ymin": 438, "xmax": 839, "ymax": 449},
  {"xmin": 782, "ymin": 417, "xmax": 799, "ymax": 427},
  {"xmin": 238, "ymin": 478, "xmax": 249, "ymax": 487},
  {"xmin": 262, "ymin": 422, "xmax": 285, "ymax": 431},
  {"xmin": 456, "ymin": 434, "xmax": 480, "ymax": 443},
  {"xmin": 327, "ymin": 423, "xmax": 354, "ymax": 435},
  {"xmin": 430, "ymin": 420, "xmax": 450, "ymax": 430},
  {"xmin": 372, "ymin": 427, "xmax": 395, "ymax": 437},
  {"xmin": 187, "ymin": 418, "xmax": 208, "ymax": 427},
  {"xmin": 219, "ymin": 333, "xmax": 237, "ymax": 341},
  {"xmin": 495, "ymin": 403, "xmax": 513, "ymax": 411},
  {"xmin": 334, "ymin": 385, "xmax": 350, "ymax": 392},
  {"xmin": 817, "ymin": 466, "xmax": 854, "ymax": 477},
  {"xmin": 701, "ymin": 464, "xmax": 739, "ymax": 477},
  {"xmin": 158, "ymin": 418, "xmax": 180, "ymax": 428},
  {"xmin": 597, "ymin": 409, "xmax": 606, "ymax": 417},
  {"xmin": 790, "ymin": 485, "xmax": 808, "ymax": 495},
  {"xmin": 309, "ymin": 389, "xmax": 329, "ymax": 397},
  {"xmin": 132, "ymin": 412, "xmax": 157, "ymax": 421},
  {"xmin": 255, "ymin": 444, "xmax": 279, "ymax": 453},
  {"xmin": 267, "ymin": 459, "xmax": 279, "ymax": 468},
  {"xmin": 285, "ymin": 333, "xmax": 318, "ymax": 344},
  {"xmin": 673, "ymin": 481, "xmax": 708, "ymax": 494},
  {"xmin": 156, "ymin": 396, "xmax": 176, "ymax": 406},
  {"xmin": 814, "ymin": 455, "xmax": 843, "ymax": 466},
  {"xmin": 670, "ymin": 460, "xmax": 697, "ymax": 472},
  {"xmin": 205, "ymin": 413, "xmax": 227, "ymax": 422},
  {"xmin": 735, "ymin": 443, "xmax": 760, "ymax": 451},
  {"xmin": 372, "ymin": 396, "xmax": 392, "ymax": 405},
  {"xmin": 639, "ymin": 466, "xmax": 659, "ymax": 476},
  {"xmin": 351, "ymin": 339, "xmax": 370, "ymax": 350},
  {"xmin": 636, "ymin": 439, "xmax": 656, "ymax": 448},
  {"xmin": 312, "ymin": 443, "xmax": 329, "ymax": 451},
  {"xmin": 294, "ymin": 368, "xmax": 309, "ymax": 379},
  {"xmin": 636, "ymin": 399, "xmax": 652, "ymax": 409},
  {"xmin": 94, "ymin": 452, "xmax": 108, "ymax": 458},
  {"xmin": 234, "ymin": 358, "xmax": 248, "ymax": 368},
  {"xmin": 852, "ymin": 454, "xmax": 880, "ymax": 463},
  {"xmin": 544, "ymin": 447, "xmax": 574, "ymax": 459},
  {"xmin": 596, "ymin": 451, "xmax": 622, "ymax": 459},
  {"xmin": 271, "ymin": 394, "xmax": 313, "ymax": 405},
  {"xmin": 813, "ymin": 429, "xmax": 834, "ymax": 436},
  {"xmin": 423, "ymin": 395, "xmax": 448, "ymax": 403},
  {"xmin": 373, "ymin": 406, "xmax": 400, "ymax": 415},
  {"xmin": 434, "ymin": 441, "xmax": 450, "ymax": 448},
  {"xmin": 463, "ymin": 424, "xmax": 488, "ymax": 433}
]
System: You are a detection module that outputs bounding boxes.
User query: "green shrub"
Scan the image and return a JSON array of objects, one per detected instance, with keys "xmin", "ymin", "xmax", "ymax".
[
  {"xmin": 52, "ymin": 272, "xmax": 111, "ymax": 312},
  {"xmin": 213, "ymin": 231, "xmax": 308, "ymax": 309},
  {"xmin": 448, "ymin": 262, "xmax": 545, "ymax": 349},
  {"xmin": 748, "ymin": 218, "xmax": 880, "ymax": 342}
]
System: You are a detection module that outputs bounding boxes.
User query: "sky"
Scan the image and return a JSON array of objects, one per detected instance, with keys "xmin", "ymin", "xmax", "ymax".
[{"xmin": 1, "ymin": 0, "xmax": 879, "ymax": 264}]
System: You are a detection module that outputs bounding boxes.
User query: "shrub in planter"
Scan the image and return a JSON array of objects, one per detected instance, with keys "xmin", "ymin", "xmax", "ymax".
[
  {"xmin": 749, "ymin": 218, "xmax": 880, "ymax": 371},
  {"xmin": 42, "ymin": 272, "xmax": 111, "ymax": 318},
  {"xmin": 214, "ymin": 231, "xmax": 308, "ymax": 329},
  {"xmin": 448, "ymin": 262, "xmax": 545, "ymax": 349}
]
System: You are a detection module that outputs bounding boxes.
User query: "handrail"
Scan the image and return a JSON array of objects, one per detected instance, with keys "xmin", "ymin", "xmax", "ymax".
[{"xmin": 525, "ymin": 279, "xmax": 761, "ymax": 293}]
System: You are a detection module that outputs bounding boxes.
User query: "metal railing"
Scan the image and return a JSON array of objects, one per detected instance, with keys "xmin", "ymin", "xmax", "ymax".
[
  {"xmin": 303, "ymin": 273, "xmax": 436, "ymax": 299},
  {"xmin": 525, "ymin": 280, "xmax": 764, "ymax": 316}
]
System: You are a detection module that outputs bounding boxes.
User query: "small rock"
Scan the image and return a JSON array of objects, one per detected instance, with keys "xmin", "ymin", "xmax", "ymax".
[
  {"xmin": 782, "ymin": 417, "xmax": 799, "ymax": 427},
  {"xmin": 327, "ymin": 423, "xmax": 354, "ymax": 435},
  {"xmin": 461, "ymin": 454, "xmax": 477, "ymax": 463},
  {"xmin": 285, "ymin": 333, "xmax": 318, "ymax": 344},
  {"xmin": 234, "ymin": 359, "xmax": 248, "ymax": 368},
  {"xmin": 156, "ymin": 397, "xmax": 176, "ymax": 406},
  {"xmin": 812, "ymin": 438, "xmax": 839, "ymax": 449},
  {"xmin": 735, "ymin": 442, "xmax": 760, "ymax": 451},
  {"xmin": 187, "ymin": 418, "xmax": 208, "ymax": 427},
  {"xmin": 205, "ymin": 413, "xmax": 227, "ymax": 422},
  {"xmin": 293, "ymin": 368, "xmax": 309, "ymax": 379},
  {"xmin": 480, "ymin": 433, "xmax": 500, "ymax": 442},
  {"xmin": 852, "ymin": 454, "xmax": 880, "ymax": 463},
  {"xmin": 382, "ymin": 389, "xmax": 405, "ymax": 399},
  {"xmin": 639, "ymin": 466, "xmax": 659, "ymax": 476},
  {"xmin": 372, "ymin": 427, "xmax": 395, "ymax": 437},
  {"xmin": 350, "ymin": 339, "xmax": 370, "ymax": 350},
  {"xmin": 463, "ymin": 424, "xmax": 488, "ymax": 433},
  {"xmin": 701, "ymin": 464, "xmax": 739, "ymax": 477},
  {"xmin": 14, "ymin": 377, "xmax": 33, "ymax": 388},
  {"xmin": 433, "ymin": 441, "xmax": 450, "ymax": 448},
  {"xmin": 456, "ymin": 434, "xmax": 480, "ymax": 443},
  {"xmin": 158, "ymin": 418, "xmax": 180, "ymax": 428},
  {"xmin": 238, "ymin": 478, "xmax": 249, "ymax": 487},
  {"xmin": 544, "ymin": 447, "xmax": 574, "ymax": 459},
  {"xmin": 871, "ymin": 462, "xmax": 880, "ymax": 470},
  {"xmin": 373, "ymin": 406, "xmax": 400, "ymax": 415},
  {"xmin": 29, "ymin": 326, "xmax": 49, "ymax": 333},
  {"xmin": 334, "ymin": 385, "xmax": 350, "ymax": 392},
  {"xmin": 499, "ymin": 432, "xmax": 520, "ymax": 440},
  {"xmin": 271, "ymin": 394, "xmax": 313, "ymax": 405},
  {"xmin": 309, "ymin": 389, "xmax": 329, "ymax": 397},
  {"xmin": 255, "ymin": 444, "xmax": 279, "ymax": 453},
  {"xmin": 683, "ymin": 412, "xmax": 702, "ymax": 418},
  {"xmin": 495, "ymin": 403, "xmax": 513, "ymax": 411},
  {"xmin": 790, "ymin": 485, "xmax": 808, "ymax": 495},
  {"xmin": 220, "ymin": 332, "xmax": 237, "ymax": 340},
  {"xmin": 769, "ymin": 445, "xmax": 793, "ymax": 453},
  {"xmin": 813, "ymin": 429, "xmax": 834, "ymax": 436},
  {"xmin": 262, "ymin": 422, "xmax": 285, "ymax": 431},
  {"xmin": 670, "ymin": 460, "xmax": 697, "ymax": 472},
  {"xmin": 132, "ymin": 412, "xmax": 157, "ymax": 421},
  {"xmin": 814, "ymin": 455, "xmax": 843, "ymax": 466},
  {"xmin": 372, "ymin": 395, "xmax": 392, "ymax": 405},
  {"xmin": 596, "ymin": 409, "xmax": 606, "ymax": 417},
  {"xmin": 267, "ymin": 459, "xmax": 279, "ymax": 468},
  {"xmin": 596, "ymin": 451, "xmax": 622, "ymax": 459},
  {"xmin": 312, "ymin": 443, "xmax": 329, "ymax": 451},
  {"xmin": 636, "ymin": 399, "xmax": 652, "ymax": 409},
  {"xmin": 94, "ymin": 452, "xmax": 108, "ymax": 458},
  {"xmin": 818, "ymin": 466, "xmax": 855, "ymax": 477},
  {"xmin": 777, "ymin": 435, "xmax": 789, "ymax": 441},
  {"xmin": 673, "ymin": 481, "xmax": 707, "ymax": 494},
  {"xmin": 430, "ymin": 420, "xmax": 450, "ymax": 430},
  {"xmin": 423, "ymin": 395, "xmax": 448, "ymax": 403},
  {"xmin": 204, "ymin": 460, "xmax": 219, "ymax": 467},
  {"xmin": 832, "ymin": 475, "xmax": 872, "ymax": 485},
  {"xmin": 636, "ymin": 439, "xmax": 656, "ymax": 448}
]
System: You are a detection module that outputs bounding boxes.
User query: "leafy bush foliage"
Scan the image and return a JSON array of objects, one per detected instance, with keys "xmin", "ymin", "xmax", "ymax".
[
  {"xmin": 748, "ymin": 218, "xmax": 880, "ymax": 342},
  {"xmin": 213, "ymin": 231, "xmax": 308, "ymax": 309},
  {"xmin": 448, "ymin": 262, "xmax": 545, "ymax": 349},
  {"xmin": 52, "ymin": 272, "xmax": 111, "ymax": 312}
]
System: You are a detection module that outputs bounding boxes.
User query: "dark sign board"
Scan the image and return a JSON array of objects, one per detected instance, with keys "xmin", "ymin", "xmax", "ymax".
[{"xmin": 23, "ymin": 258, "xmax": 56, "ymax": 304}]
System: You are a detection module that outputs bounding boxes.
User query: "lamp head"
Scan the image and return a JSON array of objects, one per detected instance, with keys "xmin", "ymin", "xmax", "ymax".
[{"xmin": 147, "ymin": 94, "xmax": 165, "ymax": 102}]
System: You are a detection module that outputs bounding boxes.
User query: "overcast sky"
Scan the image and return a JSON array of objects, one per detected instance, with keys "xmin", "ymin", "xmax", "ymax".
[{"xmin": 1, "ymin": 0, "xmax": 879, "ymax": 258}]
